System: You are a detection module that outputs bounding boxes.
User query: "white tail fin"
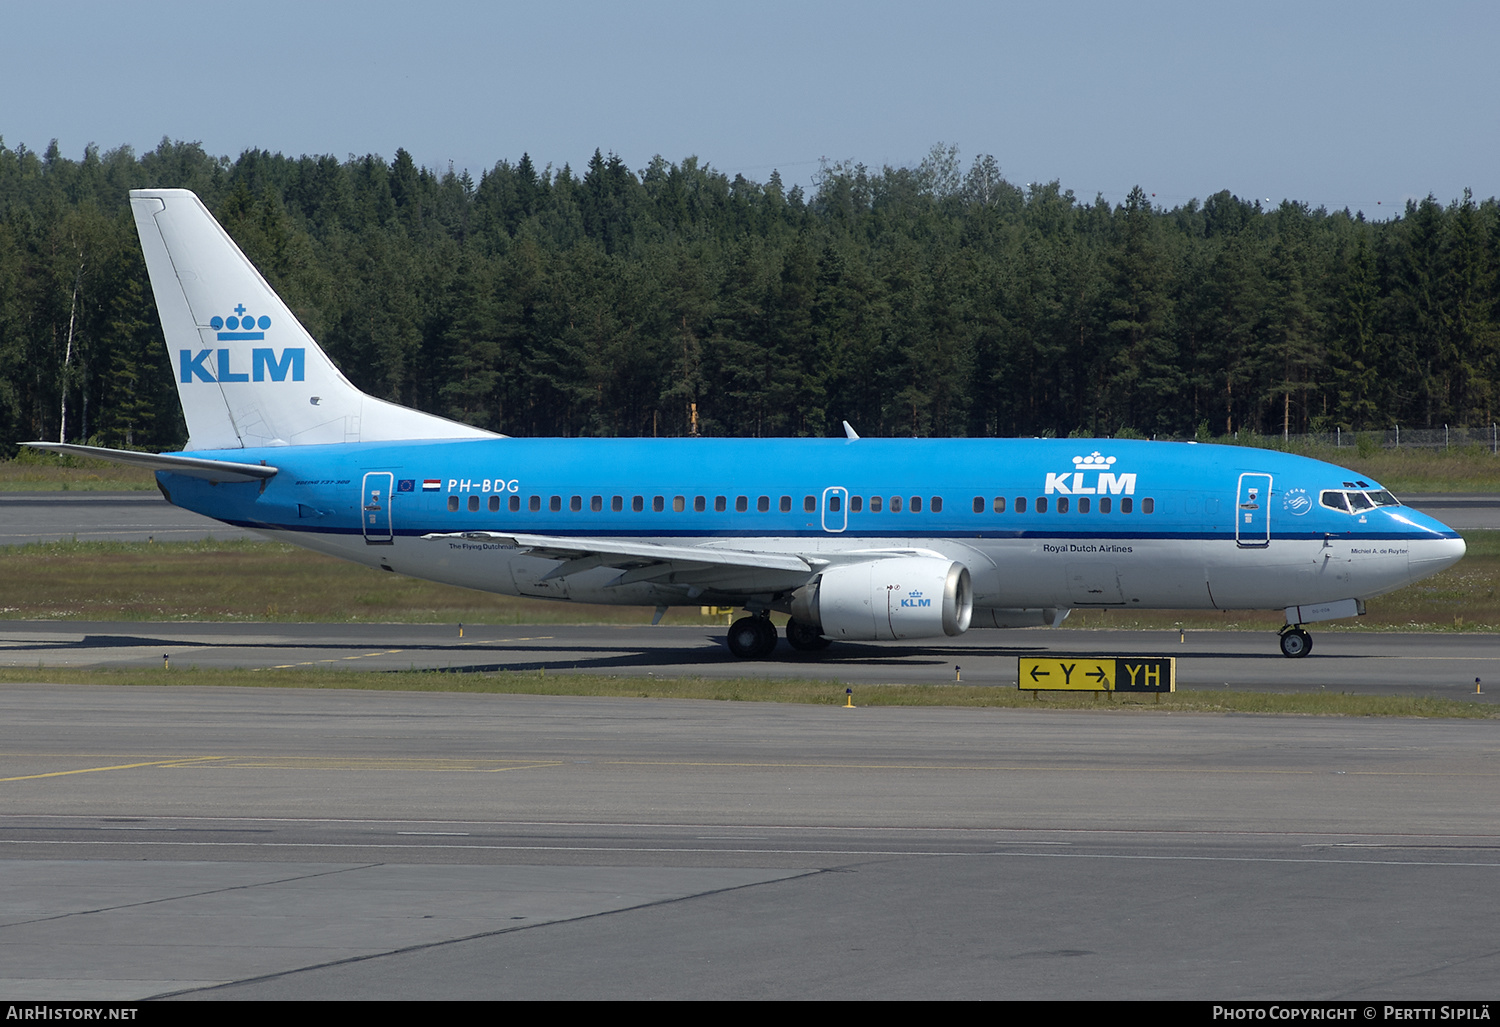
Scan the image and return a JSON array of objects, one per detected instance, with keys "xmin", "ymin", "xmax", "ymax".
[{"xmin": 130, "ymin": 189, "xmax": 499, "ymax": 451}]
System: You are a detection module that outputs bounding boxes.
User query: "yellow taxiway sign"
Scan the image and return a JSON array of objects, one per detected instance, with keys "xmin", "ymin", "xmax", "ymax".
[{"xmin": 1019, "ymin": 656, "xmax": 1175, "ymax": 692}]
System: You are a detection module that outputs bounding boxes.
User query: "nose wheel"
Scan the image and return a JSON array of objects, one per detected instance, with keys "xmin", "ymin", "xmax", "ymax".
[{"xmin": 1278, "ymin": 625, "xmax": 1313, "ymax": 658}]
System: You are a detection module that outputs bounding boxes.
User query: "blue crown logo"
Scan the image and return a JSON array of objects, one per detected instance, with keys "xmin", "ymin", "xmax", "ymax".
[{"xmin": 210, "ymin": 304, "xmax": 271, "ymax": 341}]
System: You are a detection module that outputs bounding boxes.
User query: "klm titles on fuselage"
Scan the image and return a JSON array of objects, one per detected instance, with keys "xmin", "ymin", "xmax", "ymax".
[
  {"xmin": 179, "ymin": 304, "xmax": 305, "ymax": 384},
  {"xmin": 1044, "ymin": 452, "xmax": 1136, "ymax": 496}
]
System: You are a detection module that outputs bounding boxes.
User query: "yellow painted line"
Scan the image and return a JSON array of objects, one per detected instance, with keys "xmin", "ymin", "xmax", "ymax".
[{"xmin": 0, "ymin": 756, "xmax": 224, "ymax": 782}]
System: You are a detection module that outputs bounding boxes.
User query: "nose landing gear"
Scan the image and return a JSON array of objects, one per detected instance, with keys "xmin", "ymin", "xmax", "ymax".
[{"xmin": 1278, "ymin": 624, "xmax": 1313, "ymax": 658}]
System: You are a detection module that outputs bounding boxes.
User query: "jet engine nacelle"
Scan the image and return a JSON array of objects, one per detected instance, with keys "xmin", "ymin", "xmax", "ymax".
[{"xmin": 792, "ymin": 557, "xmax": 973, "ymax": 641}]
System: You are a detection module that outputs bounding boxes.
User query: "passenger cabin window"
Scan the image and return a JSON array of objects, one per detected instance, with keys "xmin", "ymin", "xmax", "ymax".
[
  {"xmin": 804, "ymin": 496, "xmax": 816, "ymax": 512},
  {"xmin": 1015, "ymin": 497, "xmax": 1026, "ymax": 513},
  {"xmin": 973, "ymin": 496, "xmax": 984, "ymax": 514},
  {"xmin": 757, "ymin": 496, "xmax": 770, "ymax": 512},
  {"xmin": 549, "ymin": 496, "xmax": 561, "ymax": 512},
  {"xmin": 570, "ymin": 495, "xmax": 582, "ymax": 512},
  {"xmin": 931, "ymin": 497, "xmax": 943, "ymax": 513},
  {"xmin": 1078, "ymin": 497, "xmax": 1090, "ymax": 513},
  {"xmin": 468, "ymin": 495, "xmax": 480, "ymax": 512},
  {"xmin": 632, "ymin": 496, "xmax": 644, "ymax": 512},
  {"xmin": 653, "ymin": 496, "xmax": 665, "ymax": 512},
  {"xmin": 890, "ymin": 496, "xmax": 902, "ymax": 512},
  {"xmin": 448, "ymin": 496, "xmax": 459, "ymax": 512},
  {"xmin": 850, "ymin": 496, "xmax": 863, "ymax": 512},
  {"xmin": 529, "ymin": 495, "xmax": 541, "ymax": 512},
  {"xmin": 736, "ymin": 496, "xmax": 748, "ymax": 512},
  {"xmin": 1099, "ymin": 497, "xmax": 1111, "ymax": 513},
  {"xmin": 1035, "ymin": 497, "xmax": 1048, "ymax": 513},
  {"xmin": 591, "ymin": 495, "xmax": 602, "ymax": 512},
  {"xmin": 827, "ymin": 495, "xmax": 841, "ymax": 512},
  {"xmin": 1057, "ymin": 497, "xmax": 1069, "ymax": 513},
  {"xmin": 1121, "ymin": 498, "xmax": 1133, "ymax": 513},
  {"xmin": 694, "ymin": 496, "xmax": 706, "ymax": 512},
  {"xmin": 993, "ymin": 497, "xmax": 1006, "ymax": 513},
  {"xmin": 509, "ymin": 495, "xmax": 520, "ymax": 512},
  {"xmin": 673, "ymin": 496, "xmax": 685, "ymax": 512},
  {"xmin": 489, "ymin": 495, "xmax": 500, "ymax": 512},
  {"xmin": 611, "ymin": 496, "xmax": 623, "ymax": 512},
  {"xmin": 870, "ymin": 496, "xmax": 883, "ymax": 512},
  {"xmin": 1142, "ymin": 498, "xmax": 1154, "ymax": 514},
  {"xmin": 714, "ymin": 496, "xmax": 726, "ymax": 512},
  {"xmin": 910, "ymin": 496, "xmax": 922, "ymax": 513},
  {"xmin": 780, "ymin": 496, "xmax": 792, "ymax": 513}
]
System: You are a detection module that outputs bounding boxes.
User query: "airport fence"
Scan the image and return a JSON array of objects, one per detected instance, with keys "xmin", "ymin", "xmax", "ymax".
[{"xmin": 1118, "ymin": 425, "xmax": 1500, "ymax": 454}]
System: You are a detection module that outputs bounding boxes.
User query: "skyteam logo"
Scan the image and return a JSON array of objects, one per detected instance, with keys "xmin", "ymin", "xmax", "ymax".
[
  {"xmin": 210, "ymin": 303, "xmax": 270, "ymax": 340},
  {"xmin": 1044, "ymin": 451, "xmax": 1137, "ymax": 496},
  {"xmin": 1282, "ymin": 487, "xmax": 1312, "ymax": 516},
  {"xmin": 181, "ymin": 302, "xmax": 305, "ymax": 384}
]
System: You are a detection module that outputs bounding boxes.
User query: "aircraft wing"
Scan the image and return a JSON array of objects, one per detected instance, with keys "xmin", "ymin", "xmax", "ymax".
[
  {"xmin": 22, "ymin": 442, "xmax": 279, "ymax": 484},
  {"xmin": 420, "ymin": 530, "xmax": 818, "ymax": 588}
]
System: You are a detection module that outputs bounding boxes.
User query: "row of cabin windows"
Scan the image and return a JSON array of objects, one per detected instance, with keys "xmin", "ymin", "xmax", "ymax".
[
  {"xmin": 442, "ymin": 492, "xmax": 1158, "ymax": 515},
  {"xmin": 445, "ymin": 493, "xmax": 949, "ymax": 514},
  {"xmin": 970, "ymin": 495, "xmax": 1154, "ymax": 514}
]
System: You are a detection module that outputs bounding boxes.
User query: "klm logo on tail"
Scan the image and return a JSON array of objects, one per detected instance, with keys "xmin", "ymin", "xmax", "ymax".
[{"xmin": 181, "ymin": 304, "xmax": 304, "ymax": 383}]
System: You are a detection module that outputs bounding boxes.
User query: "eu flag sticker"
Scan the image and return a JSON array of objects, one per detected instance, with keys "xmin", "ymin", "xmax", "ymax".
[{"xmin": 397, "ymin": 479, "xmax": 415, "ymax": 493}]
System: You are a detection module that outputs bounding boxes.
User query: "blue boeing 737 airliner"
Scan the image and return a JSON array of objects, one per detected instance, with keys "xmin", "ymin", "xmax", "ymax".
[{"xmin": 27, "ymin": 190, "xmax": 1466, "ymax": 659}]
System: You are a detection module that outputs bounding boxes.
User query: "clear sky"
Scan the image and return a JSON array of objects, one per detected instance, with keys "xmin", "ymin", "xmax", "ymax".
[{"xmin": 6, "ymin": 0, "xmax": 1497, "ymax": 216}]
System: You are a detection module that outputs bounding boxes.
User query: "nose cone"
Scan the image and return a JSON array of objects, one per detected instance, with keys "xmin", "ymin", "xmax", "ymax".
[
  {"xmin": 1392, "ymin": 508, "xmax": 1466, "ymax": 582},
  {"xmin": 1409, "ymin": 533, "xmax": 1466, "ymax": 581}
]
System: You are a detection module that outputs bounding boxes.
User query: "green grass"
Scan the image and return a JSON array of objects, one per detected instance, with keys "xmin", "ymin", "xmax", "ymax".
[
  {"xmin": 0, "ymin": 451, "xmax": 158, "ymax": 491},
  {"xmin": 0, "ymin": 665, "xmax": 1491, "ymax": 718},
  {"xmin": 1277, "ymin": 444, "xmax": 1500, "ymax": 493},
  {"xmin": 0, "ymin": 538, "xmax": 728, "ymax": 626}
]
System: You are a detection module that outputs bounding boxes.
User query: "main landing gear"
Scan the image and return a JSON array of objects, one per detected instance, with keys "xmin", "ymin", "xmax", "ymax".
[
  {"xmin": 727, "ymin": 615, "xmax": 778, "ymax": 659},
  {"xmin": 1278, "ymin": 624, "xmax": 1313, "ymax": 658},
  {"xmin": 726, "ymin": 615, "xmax": 832, "ymax": 658},
  {"xmin": 785, "ymin": 617, "xmax": 832, "ymax": 652}
]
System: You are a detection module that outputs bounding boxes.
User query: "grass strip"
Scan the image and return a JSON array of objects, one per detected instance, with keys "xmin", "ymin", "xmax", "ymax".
[{"xmin": 0, "ymin": 666, "xmax": 1492, "ymax": 718}]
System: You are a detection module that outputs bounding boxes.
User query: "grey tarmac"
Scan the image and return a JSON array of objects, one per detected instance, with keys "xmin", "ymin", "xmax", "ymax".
[
  {"xmin": 0, "ymin": 661, "xmax": 1498, "ymax": 999},
  {"xmin": 2, "ymin": 620, "xmax": 1499, "ymax": 703}
]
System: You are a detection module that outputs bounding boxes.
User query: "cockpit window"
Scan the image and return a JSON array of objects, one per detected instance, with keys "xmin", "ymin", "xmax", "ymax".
[{"xmin": 1321, "ymin": 488, "xmax": 1401, "ymax": 514}]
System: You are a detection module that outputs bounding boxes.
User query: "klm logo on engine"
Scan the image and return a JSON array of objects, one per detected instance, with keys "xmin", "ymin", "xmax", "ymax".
[
  {"xmin": 900, "ymin": 589, "xmax": 932, "ymax": 608},
  {"xmin": 180, "ymin": 303, "xmax": 305, "ymax": 383},
  {"xmin": 1045, "ymin": 452, "xmax": 1136, "ymax": 496}
]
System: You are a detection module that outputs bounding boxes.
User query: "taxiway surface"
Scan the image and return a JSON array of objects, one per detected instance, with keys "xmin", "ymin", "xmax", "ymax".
[
  {"xmin": 1, "ymin": 683, "xmax": 1497, "ymax": 1000},
  {"xmin": 3, "ymin": 621, "xmax": 1499, "ymax": 702}
]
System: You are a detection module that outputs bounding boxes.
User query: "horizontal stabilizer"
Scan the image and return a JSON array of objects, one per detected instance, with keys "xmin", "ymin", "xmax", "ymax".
[{"xmin": 22, "ymin": 442, "xmax": 278, "ymax": 483}]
